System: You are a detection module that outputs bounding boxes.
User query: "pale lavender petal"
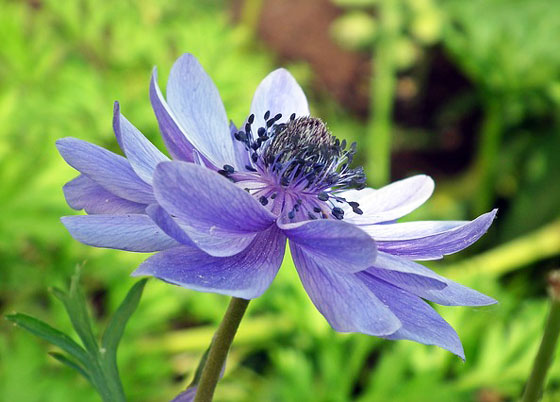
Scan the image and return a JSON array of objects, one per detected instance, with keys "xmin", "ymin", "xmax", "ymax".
[
  {"xmin": 150, "ymin": 67, "xmax": 198, "ymax": 162},
  {"xmin": 230, "ymin": 120, "xmax": 251, "ymax": 170},
  {"xmin": 133, "ymin": 227, "xmax": 286, "ymax": 299},
  {"xmin": 361, "ymin": 220, "xmax": 466, "ymax": 240},
  {"xmin": 278, "ymin": 219, "xmax": 376, "ymax": 273},
  {"xmin": 61, "ymin": 214, "xmax": 179, "ymax": 252},
  {"xmin": 371, "ymin": 252, "xmax": 497, "ymax": 306},
  {"xmin": 343, "ymin": 175, "xmax": 434, "ymax": 224},
  {"xmin": 291, "ymin": 243, "xmax": 401, "ymax": 336},
  {"xmin": 113, "ymin": 101, "xmax": 168, "ymax": 184},
  {"xmin": 63, "ymin": 175, "xmax": 146, "ymax": 214},
  {"xmin": 358, "ymin": 273, "xmax": 465, "ymax": 359},
  {"xmin": 56, "ymin": 137, "xmax": 156, "ymax": 205},
  {"xmin": 376, "ymin": 210, "xmax": 498, "ymax": 260},
  {"xmin": 153, "ymin": 161, "xmax": 276, "ymax": 256},
  {"xmin": 166, "ymin": 54, "xmax": 237, "ymax": 168},
  {"xmin": 229, "ymin": 121, "xmax": 237, "ymax": 136},
  {"xmin": 249, "ymin": 69, "xmax": 309, "ymax": 131}
]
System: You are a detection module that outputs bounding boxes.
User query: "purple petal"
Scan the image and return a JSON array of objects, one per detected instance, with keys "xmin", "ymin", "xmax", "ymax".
[
  {"xmin": 343, "ymin": 175, "xmax": 434, "ymax": 224},
  {"xmin": 291, "ymin": 243, "xmax": 401, "ymax": 336},
  {"xmin": 133, "ymin": 226, "xmax": 286, "ymax": 299},
  {"xmin": 171, "ymin": 388, "xmax": 196, "ymax": 402},
  {"xmin": 153, "ymin": 161, "xmax": 276, "ymax": 256},
  {"xmin": 166, "ymin": 54, "xmax": 237, "ymax": 168},
  {"xmin": 375, "ymin": 210, "xmax": 498, "ymax": 260},
  {"xmin": 371, "ymin": 252, "xmax": 497, "ymax": 306},
  {"xmin": 145, "ymin": 204, "xmax": 196, "ymax": 247},
  {"xmin": 171, "ymin": 361, "xmax": 225, "ymax": 402},
  {"xmin": 170, "ymin": 226, "xmax": 256, "ymax": 257},
  {"xmin": 249, "ymin": 69, "xmax": 309, "ymax": 131},
  {"xmin": 63, "ymin": 175, "xmax": 146, "ymax": 214},
  {"xmin": 373, "ymin": 252, "xmax": 444, "ymax": 280},
  {"xmin": 368, "ymin": 252, "xmax": 447, "ymax": 290},
  {"xmin": 358, "ymin": 273, "xmax": 465, "ymax": 359},
  {"xmin": 61, "ymin": 214, "xmax": 180, "ymax": 252},
  {"xmin": 147, "ymin": 203, "xmax": 257, "ymax": 259},
  {"xmin": 367, "ymin": 268, "xmax": 447, "ymax": 292},
  {"xmin": 150, "ymin": 67, "xmax": 198, "ymax": 162},
  {"xmin": 113, "ymin": 102, "xmax": 168, "ymax": 184},
  {"xmin": 56, "ymin": 137, "xmax": 156, "ymax": 205},
  {"xmin": 278, "ymin": 220, "xmax": 376, "ymax": 273}
]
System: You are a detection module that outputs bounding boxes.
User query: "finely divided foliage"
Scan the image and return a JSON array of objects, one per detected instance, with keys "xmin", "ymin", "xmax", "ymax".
[{"xmin": 57, "ymin": 53, "xmax": 497, "ymax": 359}]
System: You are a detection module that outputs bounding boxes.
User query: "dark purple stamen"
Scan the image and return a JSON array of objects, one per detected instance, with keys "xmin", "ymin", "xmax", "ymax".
[
  {"xmin": 230, "ymin": 114, "xmax": 366, "ymax": 221},
  {"xmin": 332, "ymin": 207, "xmax": 344, "ymax": 220}
]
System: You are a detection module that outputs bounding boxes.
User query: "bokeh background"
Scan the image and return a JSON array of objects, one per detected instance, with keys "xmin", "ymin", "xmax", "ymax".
[{"xmin": 1, "ymin": 0, "xmax": 560, "ymax": 401}]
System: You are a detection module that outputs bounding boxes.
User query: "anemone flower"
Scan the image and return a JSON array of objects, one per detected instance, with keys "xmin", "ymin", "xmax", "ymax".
[{"xmin": 56, "ymin": 53, "xmax": 497, "ymax": 360}]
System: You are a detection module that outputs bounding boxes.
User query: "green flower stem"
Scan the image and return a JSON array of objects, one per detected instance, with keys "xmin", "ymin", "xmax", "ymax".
[
  {"xmin": 473, "ymin": 97, "xmax": 503, "ymax": 214},
  {"xmin": 522, "ymin": 271, "xmax": 560, "ymax": 402},
  {"xmin": 367, "ymin": 0, "xmax": 400, "ymax": 187},
  {"xmin": 194, "ymin": 297, "xmax": 250, "ymax": 402}
]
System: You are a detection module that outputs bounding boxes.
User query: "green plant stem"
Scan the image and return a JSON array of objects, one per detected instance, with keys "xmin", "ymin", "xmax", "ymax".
[
  {"xmin": 194, "ymin": 297, "xmax": 250, "ymax": 402},
  {"xmin": 474, "ymin": 96, "xmax": 503, "ymax": 214},
  {"xmin": 522, "ymin": 274, "xmax": 560, "ymax": 402},
  {"xmin": 367, "ymin": 0, "xmax": 400, "ymax": 187}
]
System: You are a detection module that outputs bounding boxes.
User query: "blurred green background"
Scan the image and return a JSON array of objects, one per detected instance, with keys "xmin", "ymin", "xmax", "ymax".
[{"xmin": 1, "ymin": 0, "xmax": 560, "ymax": 401}]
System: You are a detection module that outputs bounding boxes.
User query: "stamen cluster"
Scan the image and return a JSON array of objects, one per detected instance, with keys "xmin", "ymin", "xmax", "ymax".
[{"xmin": 224, "ymin": 112, "xmax": 367, "ymax": 221}]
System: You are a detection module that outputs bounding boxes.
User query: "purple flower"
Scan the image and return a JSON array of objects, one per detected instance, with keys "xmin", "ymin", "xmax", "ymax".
[{"xmin": 57, "ymin": 53, "xmax": 497, "ymax": 358}]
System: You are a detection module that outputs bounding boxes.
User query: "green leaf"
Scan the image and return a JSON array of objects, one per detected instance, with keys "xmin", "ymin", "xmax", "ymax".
[
  {"xmin": 101, "ymin": 278, "xmax": 148, "ymax": 354},
  {"xmin": 49, "ymin": 352, "xmax": 92, "ymax": 383},
  {"xmin": 5, "ymin": 313, "xmax": 90, "ymax": 368},
  {"xmin": 52, "ymin": 266, "xmax": 99, "ymax": 355},
  {"xmin": 98, "ymin": 278, "xmax": 148, "ymax": 402},
  {"xmin": 190, "ymin": 344, "xmax": 212, "ymax": 388}
]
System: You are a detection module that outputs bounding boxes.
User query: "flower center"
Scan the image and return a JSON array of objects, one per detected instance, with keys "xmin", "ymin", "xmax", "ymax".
[{"xmin": 224, "ymin": 112, "xmax": 366, "ymax": 221}]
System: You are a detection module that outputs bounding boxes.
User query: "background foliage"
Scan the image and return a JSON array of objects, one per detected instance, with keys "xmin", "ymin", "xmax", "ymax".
[{"xmin": 1, "ymin": 0, "xmax": 559, "ymax": 401}]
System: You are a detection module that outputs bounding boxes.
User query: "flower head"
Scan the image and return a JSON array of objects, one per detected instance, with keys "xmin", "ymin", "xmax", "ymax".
[{"xmin": 57, "ymin": 53, "xmax": 497, "ymax": 358}]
